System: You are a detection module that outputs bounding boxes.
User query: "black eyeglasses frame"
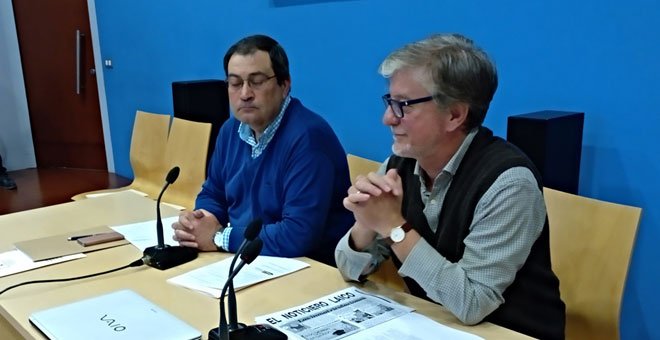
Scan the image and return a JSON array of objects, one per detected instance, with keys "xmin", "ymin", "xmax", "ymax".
[{"xmin": 382, "ymin": 94, "xmax": 434, "ymax": 118}]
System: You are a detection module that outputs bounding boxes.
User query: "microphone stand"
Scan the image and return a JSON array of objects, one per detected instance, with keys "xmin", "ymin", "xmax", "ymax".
[
  {"xmin": 155, "ymin": 176, "xmax": 168, "ymax": 247},
  {"xmin": 209, "ymin": 239, "xmax": 263, "ymax": 340},
  {"xmin": 208, "ymin": 237, "xmax": 287, "ymax": 340},
  {"xmin": 228, "ymin": 218, "xmax": 263, "ymax": 331},
  {"xmin": 143, "ymin": 166, "xmax": 198, "ymax": 270}
]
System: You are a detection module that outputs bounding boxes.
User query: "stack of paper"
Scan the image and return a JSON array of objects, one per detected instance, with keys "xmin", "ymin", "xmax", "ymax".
[
  {"xmin": 85, "ymin": 188, "xmax": 148, "ymax": 198},
  {"xmin": 111, "ymin": 216, "xmax": 181, "ymax": 251},
  {"xmin": 167, "ymin": 256, "xmax": 310, "ymax": 298},
  {"xmin": 0, "ymin": 249, "xmax": 85, "ymax": 278}
]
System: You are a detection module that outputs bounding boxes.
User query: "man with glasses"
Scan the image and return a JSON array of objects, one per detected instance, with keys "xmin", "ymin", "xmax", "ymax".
[
  {"xmin": 335, "ymin": 34, "xmax": 565, "ymax": 339},
  {"xmin": 173, "ymin": 35, "xmax": 353, "ymax": 266}
]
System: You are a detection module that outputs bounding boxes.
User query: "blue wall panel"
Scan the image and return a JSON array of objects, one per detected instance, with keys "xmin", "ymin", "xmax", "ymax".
[{"xmin": 94, "ymin": 1, "xmax": 660, "ymax": 338}]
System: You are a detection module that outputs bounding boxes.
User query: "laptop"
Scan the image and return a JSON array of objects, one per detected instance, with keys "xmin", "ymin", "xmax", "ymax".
[{"xmin": 29, "ymin": 289, "xmax": 201, "ymax": 340}]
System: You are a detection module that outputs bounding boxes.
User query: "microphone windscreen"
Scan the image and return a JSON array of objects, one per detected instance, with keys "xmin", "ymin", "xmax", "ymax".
[
  {"xmin": 166, "ymin": 166, "xmax": 180, "ymax": 184},
  {"xmin": 240, "ymin": 238, "xmax": 263, "ymax": 264},
  {"xmin": 243, "ymin": 218, "xmax": 263, "ymax": 241}
]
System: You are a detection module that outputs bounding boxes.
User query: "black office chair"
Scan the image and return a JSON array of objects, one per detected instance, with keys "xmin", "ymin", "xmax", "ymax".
[{"xmin": 172, "ymin": 80, "xmax": 230, "ymax": 168}]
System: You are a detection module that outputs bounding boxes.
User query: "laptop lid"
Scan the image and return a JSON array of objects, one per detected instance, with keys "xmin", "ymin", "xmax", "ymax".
[{"xmin": 29, "ymin": 289, "xmax": 201, "ymax": 340}]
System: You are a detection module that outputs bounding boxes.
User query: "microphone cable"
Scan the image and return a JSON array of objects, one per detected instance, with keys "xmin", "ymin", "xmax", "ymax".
[{"xmin": 0, "ymin": 258, "xmax": 145, "ymax": 296}]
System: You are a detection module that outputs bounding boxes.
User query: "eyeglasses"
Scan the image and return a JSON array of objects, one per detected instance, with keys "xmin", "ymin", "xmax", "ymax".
[
  {"xmin": 382, "ymin": 94, "xmax": 434, "ymax": 118},
  {"xmin": 227, "ymin": 74, "xmax": 276, "ymax": 91}
]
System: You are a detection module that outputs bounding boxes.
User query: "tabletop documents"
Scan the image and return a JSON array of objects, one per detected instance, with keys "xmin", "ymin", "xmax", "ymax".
[
  {"xmin": 111, "ymin": 216, "xmax": 181, "ymax": 251},
  {"xmin": 255, "ymin": 287, "xmax": 483, "ymax": 340},
  {"xmin": 168, "ymin": 255, "xmax": 310, "ymax": 298}
]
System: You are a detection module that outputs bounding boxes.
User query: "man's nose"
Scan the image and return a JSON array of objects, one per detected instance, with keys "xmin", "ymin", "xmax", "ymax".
[
  {"xmin": 240, "ymin": 82, "xmax": 254, "ymax": 99},
  {"xmin": 383, "ymin": 106, "xmax": 399, "ymax": 126}
]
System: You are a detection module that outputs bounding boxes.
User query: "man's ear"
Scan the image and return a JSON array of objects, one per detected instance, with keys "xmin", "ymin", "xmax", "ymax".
[
  {"xmin": 447, "ymin": 102, "xmax": 469, "ymax": 132},
  {"xmin": 281, "ymin": 79, "xmax": 291, "ymax": 98}
]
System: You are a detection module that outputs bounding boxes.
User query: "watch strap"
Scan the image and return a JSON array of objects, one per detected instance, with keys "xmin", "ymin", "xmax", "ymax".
[
  {"xmin": 400, "ymin": 221, "xmax": 413, "ymax": 233},
  {"xmin": 384, "ymin": 221, "xmax": 413, "ymax": 245}
]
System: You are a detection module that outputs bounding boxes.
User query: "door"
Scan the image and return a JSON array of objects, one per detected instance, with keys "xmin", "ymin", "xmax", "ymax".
[{"xmin": 12, "ymin": 0, "xmax": 107, "ymax": 169}]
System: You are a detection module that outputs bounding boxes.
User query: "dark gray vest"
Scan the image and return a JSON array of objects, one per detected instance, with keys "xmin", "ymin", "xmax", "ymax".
[{"xmin": 387, "ymin": 127, "xmax": 565, "ymax": 340}]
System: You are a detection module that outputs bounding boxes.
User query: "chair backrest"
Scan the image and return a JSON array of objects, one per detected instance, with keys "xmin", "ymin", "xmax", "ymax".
[
  {"xmin": 347, "ymin": 154, "xmax": 381, "ymax": 184},
  {"xmin": 171, "ymin": 79, "xmax": 229, "ymax": 169},
  {"xmin": 543, "ymin": 187, "xmax": 641, "ymax": 340},
  {"xmin": 71, "ymin": 110, "xmax": 171, "ymax": 201},
  {"xmin": 71, "ymin": 111, "xmax": 210, "ymax": 209},
  {"xmin": 346, "ymin": 154, "xmax": 406, "ymax": 292},
  {"xmin": 162, "ymin": 117, "xmax": 211, "ymax": 210},
  {"xmin": 129, "ymin": 110, "xmax": 171, "ymax": 198}
]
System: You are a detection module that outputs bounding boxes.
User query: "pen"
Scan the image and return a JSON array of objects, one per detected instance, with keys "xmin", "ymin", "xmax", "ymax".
[{"xmin": 67, "ymin": 233, "xmax": 109, "ymax": 241}]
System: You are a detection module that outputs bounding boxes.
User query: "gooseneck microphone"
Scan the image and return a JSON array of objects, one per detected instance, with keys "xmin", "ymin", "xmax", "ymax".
[
  {"xmin": 228, "ymin": 218, "xmax": 263, "ymax": 331},
  {"xmin": 209, "ymin": 238, "xmax": 264, "ymax": 340},
  {"xmin": 143, "ymin": 166, "xmax": 198, "ymax": 270},
  {"xmin": 232, "ymin": 219, "xmax": 264, "ymax": 264},
  {"xmin": 157, "ymin": 166, "xmax": 180, "ymax": 247}
]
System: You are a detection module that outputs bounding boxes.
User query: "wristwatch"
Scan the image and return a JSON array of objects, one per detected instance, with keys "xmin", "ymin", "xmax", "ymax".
[{"xmin": 385, "ymin": 221, "xmax": 413, "ymax": 245}]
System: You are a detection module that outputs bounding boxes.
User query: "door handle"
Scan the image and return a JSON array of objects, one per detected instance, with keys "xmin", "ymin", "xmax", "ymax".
[{"xmin": 75, "ymin": 29, "xmax": 84, "ymax": 95}]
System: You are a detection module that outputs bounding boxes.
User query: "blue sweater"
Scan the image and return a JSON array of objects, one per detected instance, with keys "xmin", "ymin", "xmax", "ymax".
[{"xmin": 196, "ymin": 98, "xmax": 354, "ymax": 265}]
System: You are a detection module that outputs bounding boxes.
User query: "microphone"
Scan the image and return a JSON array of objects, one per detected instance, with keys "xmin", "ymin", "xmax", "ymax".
[
  {"xmin": 143, "ymin": 166, "xmax": 198, "ymax": 270},
  {"xmin": 228, "ymin": 218, "xmax": 263, "ymax": 331},
  {"xmin": 210, "ymin": 238, "xmax": 263, "ymax": 340},
  {"xmin": 157, "ymin": 166, "xmax": 180, "ymax": 247},
  {"xmin": 234, "ymin": 218, "xmax": 263, "ymax": 260},
  {"xmin": 208, "ymin": 237, "xmax": 287, "ymax": 340}
]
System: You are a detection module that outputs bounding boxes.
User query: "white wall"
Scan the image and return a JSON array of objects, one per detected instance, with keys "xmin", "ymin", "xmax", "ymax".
[
  {"xmin": 0, "ymin": 1, "xmax": 35, "ymax": 170},
  {"xmin": 88, "ymin": 0, "xmax": 114, "ymax": 172}
]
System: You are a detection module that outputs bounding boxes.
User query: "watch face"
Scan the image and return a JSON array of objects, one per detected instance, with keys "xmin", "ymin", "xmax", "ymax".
[{"xmin": 390, "ymin": 227, "xmax": 406, "ymax": 243}]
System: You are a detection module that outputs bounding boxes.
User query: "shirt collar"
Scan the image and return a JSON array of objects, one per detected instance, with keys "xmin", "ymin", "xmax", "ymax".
[
  {"xmin": 238, "ymin": 95, "xmax": 291, "ymax": 157},
  {"xmin": 413, "ymin": 127, "xmax": 479, "ymax": 179}
]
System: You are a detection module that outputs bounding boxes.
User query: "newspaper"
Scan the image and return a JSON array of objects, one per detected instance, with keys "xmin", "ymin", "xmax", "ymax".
[{"xmin": 255, "ymin": 287, "xmax": 413, "ymax": 340}]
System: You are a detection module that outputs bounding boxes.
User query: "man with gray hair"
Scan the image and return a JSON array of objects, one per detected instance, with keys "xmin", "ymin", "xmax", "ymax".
[{"xmin": 335, "ymin": 34, "xmax": 565, "ymax": 339}]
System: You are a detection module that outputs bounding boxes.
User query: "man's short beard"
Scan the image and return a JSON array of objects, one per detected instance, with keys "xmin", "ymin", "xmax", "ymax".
[{"xmin": 392, "ymin": 142, "xmax": 413, "ymax": 158}]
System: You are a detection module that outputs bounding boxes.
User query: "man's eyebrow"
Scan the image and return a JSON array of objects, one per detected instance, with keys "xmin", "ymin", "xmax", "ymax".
[{"xmin": 227, "ymin": 71, "xmax": 270, "ymax": 78}]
